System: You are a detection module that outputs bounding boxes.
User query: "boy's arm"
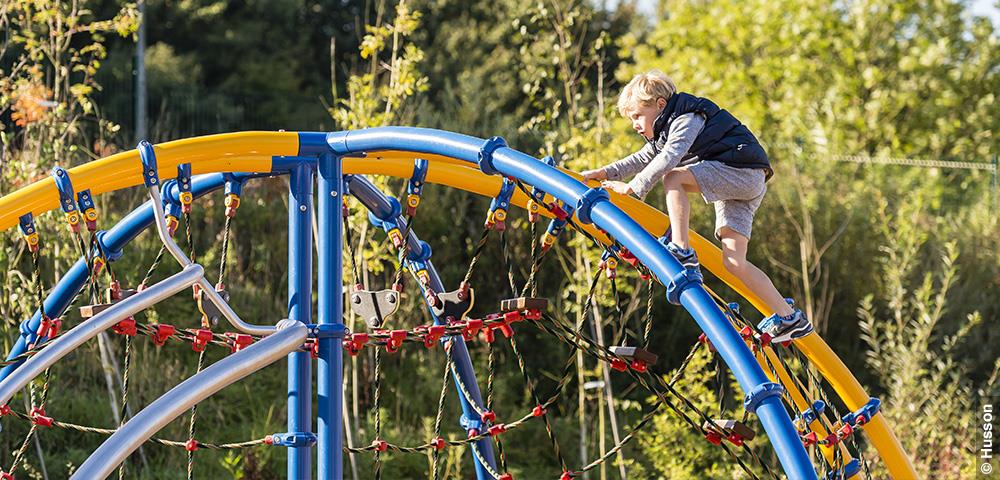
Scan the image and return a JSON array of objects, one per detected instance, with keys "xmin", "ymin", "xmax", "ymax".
[
  {"xmin": 603, "ymin": 142, "xmax": 656, "ymax": 181},
  {"xmin": 627, "ymin": 112, "xmax": 706, "ymax": 198}
]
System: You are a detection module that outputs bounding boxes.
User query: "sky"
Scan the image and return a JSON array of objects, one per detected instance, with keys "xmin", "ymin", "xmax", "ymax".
[{"xmin": 634, "ymin": 0, "xmax": 1000, "ymax": 25}]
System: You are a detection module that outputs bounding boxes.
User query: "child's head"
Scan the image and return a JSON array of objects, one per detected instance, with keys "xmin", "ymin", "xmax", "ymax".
[{"xmin": 617, "ymin": 70, "xmax": 676, "ymax": 140}]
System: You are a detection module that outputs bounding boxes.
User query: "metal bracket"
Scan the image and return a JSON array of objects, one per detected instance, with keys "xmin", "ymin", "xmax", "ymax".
[
  {"xmin": 348, "ymin": 287, "xmax": 400, "ymax": 329},
  {"xmin": 137, "ymin": 140, "xmax": 159, "ymax": 187},
  {"xmin": 486, "ymin": 177, "xmax": 516, "ymax": 230},
  {"xmin": 50, "ymin": 166, "xmax": 78, "ymax": 215},
  {"xmin": 269, "ymin": 431, "xmax": 317, "ymax": 448},
  {"xmin": 431, "ymin": 286, "xmax": 474, "ymax": 323},
  {"xmin": 307, "ymin": 323, "xmax": 349, "ymax": 339},
  {"xmin": 197, "ymin": 287, "xmax": 231, "ymax": 326},
  {"xmin": 405, "ymin": 158, "xmax": 429, "ymax": 216}
]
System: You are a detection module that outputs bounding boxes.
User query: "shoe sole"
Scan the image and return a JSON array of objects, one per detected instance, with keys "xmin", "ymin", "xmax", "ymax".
[{"xmin": 769, "ymin": 322, "xmax": 814, "ymax": 343}]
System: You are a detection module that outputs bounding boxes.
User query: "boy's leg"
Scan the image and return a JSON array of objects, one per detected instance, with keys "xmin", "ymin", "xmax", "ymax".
[
  {"xmin": 662, "ymin": 167, "xmax": 700, "ymax": 249},
  {"xmin": 718, "ymin": 228, "xmax": 795, "ymax": 317}
]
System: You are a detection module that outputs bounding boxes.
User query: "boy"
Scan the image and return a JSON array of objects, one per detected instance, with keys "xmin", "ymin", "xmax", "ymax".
[{"xmin": 581, "ymin": 70, "xmax": 812, "ymax": 342}]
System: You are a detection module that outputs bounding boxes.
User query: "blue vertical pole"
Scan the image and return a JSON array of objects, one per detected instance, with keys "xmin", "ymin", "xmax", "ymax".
[
  {"xmin": 288, "ymin": 163, "xmax": 314, "ymax": 479},
  {"xmin": 317, "ymin": 152, "xmax": 344, "ymax": 478}
]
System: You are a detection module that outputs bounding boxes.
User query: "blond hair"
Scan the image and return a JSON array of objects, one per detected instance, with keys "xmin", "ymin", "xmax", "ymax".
[{"xmin": 617, "ymin": 70, "xmax": 676, "ymax": 116}]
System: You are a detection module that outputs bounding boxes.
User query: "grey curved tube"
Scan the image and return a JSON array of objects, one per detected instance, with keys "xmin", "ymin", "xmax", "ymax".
[
  {"xmin": 0, "ymin": 263, "xmax": 204, "ymax": 407},
  {"xmin": 147, "ymin": 185, "xmax": 276, "ymax": 336},
  {"xmin": 73, "ymin": 319, "xmax": 308, "ymax": 479}
]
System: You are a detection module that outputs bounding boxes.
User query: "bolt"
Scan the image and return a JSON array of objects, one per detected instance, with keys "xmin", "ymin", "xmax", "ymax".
[
  {"xmin": 299, "ymin": 204, "xmax": 307, "ymax": 212},
  {"xmin": 352, "ymin": 294, "xmax": 362, "ymax": 304},
  {"xmin": 386, "ymin": 293, "xmax": 396, "ymax": 304},
  {"xmin": 331, "ymin": 190, "xmax": 338, "ymax": 197}
]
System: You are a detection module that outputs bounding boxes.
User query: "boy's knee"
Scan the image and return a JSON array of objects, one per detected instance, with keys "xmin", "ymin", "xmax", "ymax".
[{"xmin": 722, "ymin": 254, "xmax": 746, "ymax": 273}]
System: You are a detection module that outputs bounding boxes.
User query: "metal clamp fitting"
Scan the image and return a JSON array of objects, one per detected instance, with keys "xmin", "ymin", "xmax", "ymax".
[
  {"xmin": 841, "ymin": 397, "xmax": 881, "ymax": 427},
  {"xmin": 77, "ymin": 189, "xmax": 98, "ymax": 231},
  {"xmin": 405, "ymin": 158, "xmax": 430, "ymax": 215},
  {"xmin": 575, "ymin": 187, "xmax": 609, "ymax": 225},
  {"xmin": 478, "ymin": 136, "xmax": 507, "ymax": 176},
  {"xmin": 743, "ymin": 382, "xmax": 784, "ymax": 413},
  {"xmin": 50, "ymin": 166, "xmax": 78, "ymax": 215},
  {"xmin": 665, "ymin": 267, "xmax": 703, "ymax": 305},
  {"xmin": 307, "ymin": 323, "xmax": 350, "ymax": 339},
  {"xmin": 407, "ymin": 240, "xmax": 433, "ymax": 262},
  {"xmin": 19, "ymin": 213, "xmax": 40, "ymax": 252},
  {"xmin": 137, "ymin": 140, "xmax": 159, "ymax": 187},
  {"xmin": 459, "ymin": 413, "xmax": 485, "ymax": 433},
  {"xmin": 797, "ymin": 400, "xmax": 826, "ymax": 426},
  {"xmin": 268, "ymin": 431, "xmax": 317, "ymax": 448}
]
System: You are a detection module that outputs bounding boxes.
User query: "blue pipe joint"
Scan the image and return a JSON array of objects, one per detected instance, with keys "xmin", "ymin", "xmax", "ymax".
[
  {"xmin": 308, "ymin": 323, "xmax": 349, "ymax": 339},
  {"xmin": 664, "ymin": 268, "xmax": 703, "ymax": 305},
  {"xmin": 50, "ymin": 166, "xmax": 78, "ymax": 214},
  {"xmin": 743, "ymin": 382, "xmax": 785, "ymax": 413},
  {"xmin": 407, "ymin": 240, "xmax": 433, "ymax": 262},
  {"xmin": 797, "ymin": 400, "xmax": 826, "ymax": 426},
  {"xmin": 269, "ymin": 431, "xmax": 318, "ymax": 448},
  {"xmin": 841, "ymin": 398, "xmax": 880, "ymax": 426},
  {"xmin": 477, "ymin": 136, "xmax": 507, "ymax": 176},
  {"xmin": 94, "ymin": 230, "xmax": 124, "ymax": 264},
  {"xmin": 825, "ymin": 459, "xmax": 860, "ymax": 480},
  {"xmin": 137, "ymin": 140, "xmax": 159, "ymax": 187},
  {"xmin": 575, "ymin": 187, "xmax": 609, "ymax": 225}
]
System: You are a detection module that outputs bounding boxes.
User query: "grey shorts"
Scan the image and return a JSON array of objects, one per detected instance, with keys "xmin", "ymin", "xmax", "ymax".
[{"xmin": 686, "ymin": 161, "xmax": 767, "ymax": 240}]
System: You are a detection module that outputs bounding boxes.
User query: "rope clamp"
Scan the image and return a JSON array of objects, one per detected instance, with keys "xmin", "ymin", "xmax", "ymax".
[
  {"xmin": 344, "ymin": 333, "xmax": 368, "ymax": 356},
  {"xmin": 50, "ymin": 166, "xmax": 81, "ymax": 232},
  {"xmin": 226, "ymin": 332, "xmax": 254, "ymax": 352},
  {"xmin": 223, "ymin": 173, "xmax": 245, "ymax": 218},
  {"xmin": 575, "ymin": 187, "xmax": 609, "ymax": 225},
  {"xmin": 743, "ymin": 382, "xmax": 784, "ymax": 413},
  {"xmin": 152, "ymin": 324, "xmax": 176, "ymax": 347},
  {"xmin": 527, "ymin": 156, "xmax": 556, "ymax": 223},
  {"xmin": 405, "ymin": 158, "xmax": 429, "ymax": 216},
  {"xmin": 841, "ymin": 397, "xmax": 881, "ymax": 428},
  {"xmin": 460, "ymin": 318, "xmax": 484, "ymax": 341},
  {"xmin": 137, "ymin": 140, "xmax": 159, "ymax": 187},
  {"xmin": 421, "ymin": 325, "xmax": 446, "ymax": 348},
  {"xmin": 268, "ymin": 432, "xmax": 317, "ymax": 448},
  {"xmin": 176, "ymin": 163, "xmax": 193, "ymax": 213},
  {"xmin": 19, "ymin": 213, "xmax": 40, "ymax": 252},
  {"xmin": 30, "ymin": 407, "xmax": 53, "ymax": 427},
  {"xmin": 76, "ymin": 189, "xmax": 98, "ymax": 232},
  {"xmin": 385, "ymin": 329, "xmax": 407, "ymax": 353},
  {"xmin": 477, "ymin": 136, "xmax": 507, "ymax": 176},
  {"xmin": 192, "ymin": 328, "xmax": 214, "ymax": 352},
  {"xmin": 430, "ymin": 436, "xmax": 447, "ymax": 450},
  {"xmin": 35, "ymin": 315, "xmax": 62, "ymax": 341},
  {"xmin": 112, "ymin": 317, "xmax": 138, "ymax": 336},
  {"xmin": 485, "ymin": 177, "xmax": 516, "ymax": 231}
]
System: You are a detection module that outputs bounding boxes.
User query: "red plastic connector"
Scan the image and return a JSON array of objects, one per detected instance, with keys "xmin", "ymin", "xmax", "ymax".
[
  {"xmin": 385, "ymin": 330, "xmax": 407, "ymax": 353},
  {"xmin": 610, "ymin": 358, "xmax": 628, "ymax": 372},
  {"xmin": 431, "ymin": 436, "xmax": 447, "ymax": 450},
  {"xmin": 30, "ymin": 407, "xmax": 53, "ymax": 427},
  {"xmin": 192, "ymin": 329, "xmax": 214, "ymax": 352},
  {"xmin": 704, "ymin": 430, "xmax": 723, "ymax": 445},
  {"xmin": 560, "ymin": 471, "xmax": 574, "ymax": 480},
  {"xmin": 629, "ymin": 360, "xmax": 648, "ymax": 373},
  {"xmin": 524, "ymin": 309, "xmax": 542, "ymax": 321},
  {"xmin": 345, "ymin": 333, "xmax": 368, "ymax": 356},
  {"xmin": 481, "ymin": 411, "xmax": 496, "ymax": 423},
  {"xmin": 264, "ymin": 435, "xmax": 274, "ymax": 445},
  {"xmin": 499, "ymin": 474, "xmax": 513, "ymax": 480},
  {"xmin": 0, "ymin": 404, "xmax": 12, "ymax": 416},
  {"xmin": 36, "ymin": 315, "xmax": 61, "ymax": 339},
  {"xmin": 551, "ymin": 204, "xmax": 569, "ymax": 221},
  {"xmin": 802, "ymin": 431, "xmax": 818, "ymax": 447},
  {"xmin": 727, "ymin": 433, "xmax": 746, "ymax": 447},
  {"xmin": 461, "ymin": 319, "xmax": 484, "ymax": 342},
  {"xmin": 228, "ymin": 333, "xmax": 254, "ymax": 353},
  {"xmin": 532, "ymin": 405, "xmax": 546, "ymax": 417},
  {"xmin": 152, "ymin": 324, "xmax": 176, "ymax": 347},
  {"xmin": 372, "ymin": 439, "xmax": 388, "ymax": 452},
  {"xmin": 487, "ymin": 423, "xmax": 507, "ymax": 436},
  {"xmin": 112, "ymin": 317, "xmax": 137, "ymax": 337},
  {"xmin": 423, "ymin": 325, "xmax": 446, "ymax": 348},
  {"xmin": 185, "ymin": 439, "xmax": 199, "ymax": 452},
  {"xmin": 1, "ymin": 471, "xmax": 14, "ymax": 480}
]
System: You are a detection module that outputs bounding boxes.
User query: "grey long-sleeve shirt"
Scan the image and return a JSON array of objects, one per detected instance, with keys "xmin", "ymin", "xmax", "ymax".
[{"xmin": 604, "ymin": 112, "xmax": 707, "ymax": 199}]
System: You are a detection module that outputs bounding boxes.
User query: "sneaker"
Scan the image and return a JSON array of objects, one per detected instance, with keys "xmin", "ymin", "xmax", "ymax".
[
  {"xmin": 665, "ymin": 241, "xmax": 700, "ymax": 270},
  {"xmin": 758, "ymin": 309, "xmax": 814, "ymax": 343}
]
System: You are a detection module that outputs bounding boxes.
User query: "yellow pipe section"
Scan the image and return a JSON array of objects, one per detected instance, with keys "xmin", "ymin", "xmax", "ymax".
[{"xmin": 0, "ymin": 135, "xmax": 914, "ymax": 478}]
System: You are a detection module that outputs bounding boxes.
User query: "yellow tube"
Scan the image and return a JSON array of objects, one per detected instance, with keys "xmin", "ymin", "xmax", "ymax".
[{"xmin": 0, "ymin": 140, "xmax": 913, "ymax": 478}]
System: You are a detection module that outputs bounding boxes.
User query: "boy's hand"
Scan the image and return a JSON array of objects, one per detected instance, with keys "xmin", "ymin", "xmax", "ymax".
[
  {"xmin": 581, "ymin": 169, "xmax": 607, "ymax": 182},
  {"xmin": 601, "ymin": 180, "xmax": 634, "ymax": 195}
]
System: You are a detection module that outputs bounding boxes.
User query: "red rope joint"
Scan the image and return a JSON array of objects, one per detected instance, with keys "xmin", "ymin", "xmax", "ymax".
[
  {"xmin": 192, "ymin": 329, "xmax": 213, "ymax": 352},
  {"xmin": 227, "ymin": 333, "xmax": 254, "ymax": 353},
  {"xmin": 460, "ymin": 319, "xmax": 484, "ymax": 341},
  {"xmin": 0, "ymin": 404, "xmax": 12, "ymax": 416},
  {"xmin": 610, "ymin": 358, "xmax": 628, "ymax": 372},
  {"xmin": 185, "ymin": 439, "xmax": 199, "ymax": 452},
  {"xmin": 431, "ymin": 437, "xmax": 447, "ymax": 450},
  {"xmin": 345, "ymin": 333, "xmax": 368, "ymax": 356},
  {"xmin": 36, "ymin": 316, "xmax": 61, "ymax": 339},
  {"xmin": 30, "ymin": 407, "xmax": 53, "ymax": 427},
  {"xmin": 532, "ymin": 405, "xmax": 546, "ymax": 417},
  {"xmin": 480, "ymin": 411, "xmax": 496, "ymax": 423},
  {"xmin": 487, "ymin": 423, "xmax": 506, "ymax": 436},
  {"xmin": 385, "ymin": 330, "xmax": 407, "ymax": 353},
  {"xmin": 423, "ymin": 325, "xmax": 446, "ymax": 348},
  {"xmin": 372, "ymin": 440, "xmax": 388, "ymax": 452},
  {"xmin": 112, "ymin": 317, "xmax": 137, "ymax": 336},
  {"xmin": 152, "ymin": 324, "xmax": 175, "ymax": 347}
]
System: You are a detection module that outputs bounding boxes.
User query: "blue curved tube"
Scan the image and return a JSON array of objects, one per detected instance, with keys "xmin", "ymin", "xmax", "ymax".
[{"xmin": 326, "ymin": 126, "xmax": 817, "ymax": 480}]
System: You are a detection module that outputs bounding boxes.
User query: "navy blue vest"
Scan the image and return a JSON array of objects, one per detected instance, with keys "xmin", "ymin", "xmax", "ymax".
[{"xmin": 650, "ymin": 92, "xmax": 772, "ymax": 179}]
